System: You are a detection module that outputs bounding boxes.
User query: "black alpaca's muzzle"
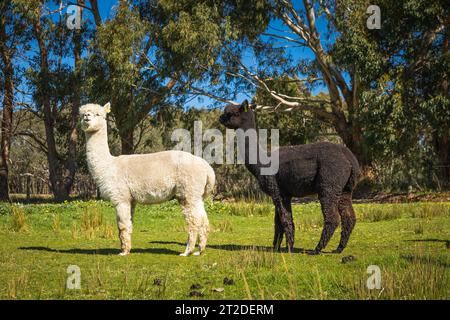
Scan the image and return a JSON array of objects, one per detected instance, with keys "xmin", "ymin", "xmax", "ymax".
[{"xmin": 219, "ymin": 114, "xmax": 229, "ymax": 125}]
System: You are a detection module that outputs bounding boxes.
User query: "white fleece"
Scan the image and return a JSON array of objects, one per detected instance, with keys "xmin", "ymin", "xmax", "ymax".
[{"xmin": 80, "ymin": 103, "xmax": 215, "ymax": 256}]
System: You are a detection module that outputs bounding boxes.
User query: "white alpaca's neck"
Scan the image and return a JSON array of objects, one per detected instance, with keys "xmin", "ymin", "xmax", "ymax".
[{"xmin": 85, "ymin": 127, "xmax": 114, "ymax": 182}]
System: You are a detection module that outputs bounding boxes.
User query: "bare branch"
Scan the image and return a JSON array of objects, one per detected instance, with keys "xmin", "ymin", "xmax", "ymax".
[
  {"xmin": 262, "ymin": 77, "xmax": 323, "ymax": 83},
  {"xmin": 15, "ymin": 102, "xmax": 41, "ymax": 118},
  {"xmin": 88, "ymin": 0, "xmax": 101, "ymax": 26},
  {"xmin": 188, "ymin": 86, "xmax": 240, "ymax": 105},
  {"xmin": 137, "ymin": 36, "xmax": 153, "ymax": 68},
  {"xmin": 303, "ymin": 0, "xmax": 319, "ymax": 42},
  {"xmin": 275, "ymin": 92, "xmax": 331, "ymax": 104},
  {"xmin": 279, "ymin": 12, "xmax": 311, "ymax": 44},
  {"xmin": 221, "ymin": 46, "xmax": 334, "ymax": 120},
  {"xmin": 15, "ymin": 131, "xmax": 48, "ymax": 153},
  {"xmin": 318, "ymin": 0, "xmax": 337, "ymax": 27},
  {"xmin": 263, "ymin": 32, "xmax": 308, "ymax": 46}
]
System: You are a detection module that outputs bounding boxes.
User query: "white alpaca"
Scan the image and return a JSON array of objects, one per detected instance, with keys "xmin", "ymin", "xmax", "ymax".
[{"xmin": 80, "ymin": 102, "xmax": 215, "ymax": 256}]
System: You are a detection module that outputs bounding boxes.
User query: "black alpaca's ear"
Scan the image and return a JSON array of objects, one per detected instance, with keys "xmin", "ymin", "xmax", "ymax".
[
  {"xmin": 240, "ymin": 99, "xmax": 249, "ymax": 112},
  {"xmin": 249, "ymin": 103, "xmax": 257, "ymax": 111}
]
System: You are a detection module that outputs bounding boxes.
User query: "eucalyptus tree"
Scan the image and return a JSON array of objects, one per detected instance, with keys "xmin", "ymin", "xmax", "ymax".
[
  {"xmin": 0, "ymin": 0, "xmax": 16, "ymax": 200},
  {"xmin": 85, "ymin": 0, "xmax": 182, "ymax": 154},
  {"xmin": 146, "ymin": 0, "xmax": 374, "ymax": 167},
  {"xmin": 0, "ymin": 0, "xmax": 28, "ymax": 200},
  {"xmin": 335, "ymin": 0, "xmax": 449, "ymax": 187},
  {"xmin": 13, "ymin": 0, "xmax": 86, "ymax": 201},
  {"xmin": 150, "ymin": 0, "xmax": 448, "ymax": 181}
]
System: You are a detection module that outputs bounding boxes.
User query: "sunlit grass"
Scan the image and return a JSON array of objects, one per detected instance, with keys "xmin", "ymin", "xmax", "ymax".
[
  {"xmin": 0, "ymin": 200, "xmax": 448, "ymax": 300},
  {"xmin": 9, "ymin": 206, "xmax": 28, "ymax": 232}
]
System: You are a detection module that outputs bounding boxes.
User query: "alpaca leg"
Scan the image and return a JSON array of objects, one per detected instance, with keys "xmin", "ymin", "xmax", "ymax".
[
  {"xmin": 116, "ymin": 202, "xmax": 132, "ymax": 256},
  {"xmin": 314, "ymin": 194, "xmax": 340, "ymax": 254},
  {"xmin": 180, "ymin": 227, "xmax": 198, "ymax": 257},
  {"xmin": 130, "ymin": 201, "xmax": 136, "ymax": 223},
  {"xmin": 273, "ymin": 197, "xmax": 293, "ymax": 251},
  {"xmin": 283, "ymin": 196, "xmax": 294, "ymax": 250},
  {"xmin": 274, "ymin": 198, "xmax": 295, "ymax": 252},
  {"xmin": 179, "ymin": 199, "xmax": 201, "ymax": 256},
  {"xmin": 333, "ymin": 193, "xmax": 356, "ymax": 253},
  {"xmin": 273, "ymin": 212, "xmax": 284, "ymax": 251},
  {"xmin": 195, "ymin": 201, "xmax": 209, "ymax": 256}
]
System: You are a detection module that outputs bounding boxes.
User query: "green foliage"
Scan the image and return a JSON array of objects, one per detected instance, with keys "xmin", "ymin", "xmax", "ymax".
[
  {"xmin": 153, "ymin": 0, "xmax": 272, "ymax": 77},
  {"xmin": 331, "ymin": 0, "xmax": 385, "ymax": 85},
  {"xmin": 159, "ymin": 3, "xmax": 223, "ymax": 72},
  {"xmin": 331, "ymin": 0, "xmax": 449, "ymax": 189}
]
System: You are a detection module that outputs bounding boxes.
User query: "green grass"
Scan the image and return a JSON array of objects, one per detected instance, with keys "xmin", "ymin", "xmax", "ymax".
[{"xmin": 0, "ymin": 200, "xmax": 448, "ymax": 300}]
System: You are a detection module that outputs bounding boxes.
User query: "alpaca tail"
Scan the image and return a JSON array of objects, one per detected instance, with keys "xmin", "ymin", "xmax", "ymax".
[
  {"xmin": 204, "ymin": 164, "xmax": 216, "ymax": 198},
  {"xmin": 342, "ymin": 146, "xmax": 361, "ymax": 192}
]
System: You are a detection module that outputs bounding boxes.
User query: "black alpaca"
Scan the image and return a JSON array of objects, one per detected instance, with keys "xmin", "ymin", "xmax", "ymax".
[{"xmin": 219, "ymin": 100, "xmax": 360, "ymax": 254}]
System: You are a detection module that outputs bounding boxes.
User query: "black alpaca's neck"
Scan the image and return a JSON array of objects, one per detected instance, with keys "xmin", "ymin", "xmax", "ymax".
[{"xmin": 240, "ymin": 114, "xmax": 264, "ymax": 178}]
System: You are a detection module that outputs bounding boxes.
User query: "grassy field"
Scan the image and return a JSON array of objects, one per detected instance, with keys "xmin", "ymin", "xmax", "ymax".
[{"xmin": 0, "ymin": 199, "xmax": 448, "ymax": 300}]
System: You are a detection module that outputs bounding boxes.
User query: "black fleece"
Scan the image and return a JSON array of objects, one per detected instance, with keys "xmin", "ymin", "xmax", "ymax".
[{"xmin": 219, "ymin": 100, "xmax": 360, "ymax": 253}]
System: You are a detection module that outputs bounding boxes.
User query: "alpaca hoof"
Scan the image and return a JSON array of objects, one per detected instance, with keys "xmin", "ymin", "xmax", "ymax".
[
  {"xmin": 193, "ymin": 251, "xmax": 202, "ymax": 256},
  {"xmin": 309, "ymin": 249, "xmax": 322, "ymax": 255},
  {"xmin": 332, "ymin": 248, "xmax": 343, "ymax": 254},
  {"xmin": 179, "ymin": 252, "xmax": 191, "ymax": 257},
  {"xmin": 118, "ymin": 251, "xmax": 129, "ymax": 256}
]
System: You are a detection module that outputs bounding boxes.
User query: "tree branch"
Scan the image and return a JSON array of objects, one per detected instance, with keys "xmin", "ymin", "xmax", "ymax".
[
  {"xmin": 15, "ymin": 131, "xmax": 48, "ymax": 154},
  {"xmin": 187, "ymin": 86, "xmax": 240, "ymax": 105},
  {"xmin": 88, "ymin": 0, "xmax": 101, "ymax": 27}
]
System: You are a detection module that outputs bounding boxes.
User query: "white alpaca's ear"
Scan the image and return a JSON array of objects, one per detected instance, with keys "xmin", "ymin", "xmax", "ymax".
[{"xmin": 103, "ymin": 102, "xmax": 111, "ymax": 114}]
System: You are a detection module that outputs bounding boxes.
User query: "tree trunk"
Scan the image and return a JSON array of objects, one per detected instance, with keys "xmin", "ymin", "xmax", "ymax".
[
  {"xmin": 43, "ymin": 99, "xmax": 69, "ymax": 201},
  {"xmin": 61, "ymin": 0, "xmax": 84, "ymax": 198},
  {"xmin": 33, "ymin": 4, "xmax": 84, "ymax": 202},
  {"xmin": 349, "ymin": 122, "xmax": 370, "ymax": 169},
  {"xmin": 0, "ymin": 5, "xmax": 14, "ymax": 202},
  {"xmin": 324, "ymin": 91, "xmax": 370, "ymax": 170},
  {"xmin": 437, "ymin": 22, "xmax": 449, "ymax": 189},
  {"xmin": 120, "ymin": 128, "xmax": 134, "ymax": 155},
  {"xmin": 0, "ymin": 61, "xmax": 13, "ymax": 201},
  {"xmin": 434, "ymin": 128, "xmax": 449, "ymax": 188},
  {"xmin": 26, "ymin": 175, "xmax": 31, "ymax": 201},
  {"xmin": 34, "ymin": 10, "xmax": 69, "ymax": 202},
  {"xmin": 89, "ymin": 0, "xmax": 102, "ymax": 26},
  {"xmin": 0, "ymin": 70, "xmax": 13, "ymax": 201}
]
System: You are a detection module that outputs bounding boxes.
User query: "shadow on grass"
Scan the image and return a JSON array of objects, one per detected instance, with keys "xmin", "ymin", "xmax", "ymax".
[
  {"xmin": 404, "ymin": 238, "xmax": 449, "ymax": 243},
  {"xmin": 400, "ymin": 254, "xmax": 450, "ymax": 268},
  {"xmin": 19, "ymin": 246, "xmax": 180, "ymax": 255},
  {"xmin": 149, "ymin": 240, "xmax": 322, "ymax": 254},
  {"xmin": 405, "ymin": 238, "xmax": 450, "ymax": 249}
]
